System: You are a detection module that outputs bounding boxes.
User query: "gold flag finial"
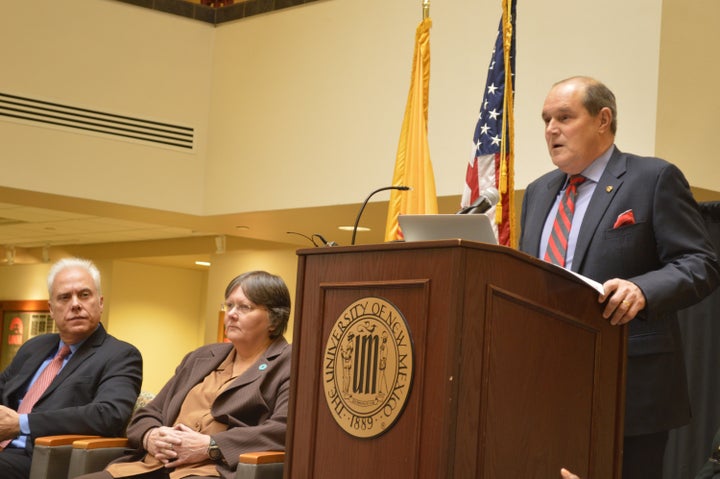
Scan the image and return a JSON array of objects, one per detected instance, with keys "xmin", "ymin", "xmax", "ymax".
[{"xmin": 422, "ymin": 0, "xmax": 430, "ymax": 19}]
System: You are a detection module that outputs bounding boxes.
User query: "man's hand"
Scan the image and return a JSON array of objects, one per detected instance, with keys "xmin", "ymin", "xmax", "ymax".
[
  {"xmin": 561, "ymin": 468, "xmax": 581, "ymax": 479},
  {"xmin": 599, "ymin": 278, "xmax": 646, "ymax": 325},
  {"xmin": 0, "ymin": 405, "xmax": 20, "ymax": 440}
]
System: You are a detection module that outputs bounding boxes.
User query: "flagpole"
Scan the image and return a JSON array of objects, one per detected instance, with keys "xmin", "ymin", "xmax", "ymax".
[
  {"xmin": 384, "ymin": 2, "xmax": 437, "ymax": 241},
  {"xmin": 501, "ymin": 0, "xmax": 516, "ymax": 247}
]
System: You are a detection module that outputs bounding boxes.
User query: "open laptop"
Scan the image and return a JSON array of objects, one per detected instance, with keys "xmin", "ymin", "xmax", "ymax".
[{"xmin": 398, "ymin": 214, "xmax": 498, "ymax": 244}]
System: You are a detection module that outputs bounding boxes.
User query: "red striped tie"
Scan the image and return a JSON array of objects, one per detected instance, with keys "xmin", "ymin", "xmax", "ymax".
[
  {"xmin": 544, "ymin": 175, "xmax": 586, "ymax": 267},
  {"xmin": 0, "ymin": 345, "xmax": 71, "ymax": 450}
]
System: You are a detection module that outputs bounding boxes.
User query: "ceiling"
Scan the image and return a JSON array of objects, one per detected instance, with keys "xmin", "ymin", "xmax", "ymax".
[
  {"xmin": 0, "ymin": 186, "xmax": 462, "ymax": 270},
  {"xmin": 5, "ymin": 184, "xmax": 717, "ymax": 271}
]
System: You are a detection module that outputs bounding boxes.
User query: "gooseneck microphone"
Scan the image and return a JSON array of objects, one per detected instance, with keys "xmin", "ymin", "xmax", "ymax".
[
  {"xmin": 456, "ymin": 187, "xmax": 500, "ymax": 215},
  {"xmin": 351, "ymin": 185, "xmax": 411, "ymax": 245},
  {"xmin": 286, "ymin": 231, "xmax": 338, "ymax": 247},
  {"xmin": 313, "ymin": 234, "xmax": 338, "ymax": 247},
  {"xmin": 287, "ymin": 231, "xmax": 320, "ymax": 247}
]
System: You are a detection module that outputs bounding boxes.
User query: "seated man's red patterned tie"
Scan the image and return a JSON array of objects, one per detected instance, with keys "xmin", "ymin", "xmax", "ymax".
[
  {"xmin": 544, "ymin": 175, "xmax": 586, "ymax": 267},
  {"xmin": 0, "ymin": 345, "xmax": 71, "ymax": 450}
]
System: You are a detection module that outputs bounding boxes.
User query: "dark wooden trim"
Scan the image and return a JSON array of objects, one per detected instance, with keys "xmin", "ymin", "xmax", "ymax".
[{"xmin": 113, "ymin": 0, "xmax": 321, "ymax": 25}]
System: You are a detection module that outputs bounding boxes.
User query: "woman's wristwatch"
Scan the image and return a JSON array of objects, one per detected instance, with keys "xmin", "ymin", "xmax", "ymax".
[{"xmin": 207, "ymin": 438, "xmax": 224, "ymax": 463}]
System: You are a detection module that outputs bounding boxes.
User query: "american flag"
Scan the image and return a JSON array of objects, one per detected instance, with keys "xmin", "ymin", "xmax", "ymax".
[{"xmin": 461, "ymin": 0, "xmax": 516, "ymax": 246}]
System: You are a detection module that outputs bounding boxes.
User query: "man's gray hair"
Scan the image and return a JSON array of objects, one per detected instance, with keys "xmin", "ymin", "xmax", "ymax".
[{"xmin": 47, "ymin": 258, "xmax": 102, "ymax": 296}]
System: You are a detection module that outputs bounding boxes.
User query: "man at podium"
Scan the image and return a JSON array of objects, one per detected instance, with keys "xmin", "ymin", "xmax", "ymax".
[{"xmin": 520, "ymin": 76, "xmax": 720, "ymax": 479}]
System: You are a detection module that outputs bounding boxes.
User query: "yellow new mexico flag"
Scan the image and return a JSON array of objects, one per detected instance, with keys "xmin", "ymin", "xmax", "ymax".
[{"xmin": 384, "ymin": 17, "xmax": 438, "ymax": 242}]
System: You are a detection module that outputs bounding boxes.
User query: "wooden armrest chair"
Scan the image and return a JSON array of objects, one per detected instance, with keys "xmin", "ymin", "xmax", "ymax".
[
  {"xmin": 28, "ymin": 435, "xmax": 99, "ymax": 479},
  {"xmin": 29, "ymin": 391, "xmax": 284, "ymax": 479},
  {"xmin": 67, "ymin": 444, "xmax": 285, "ymax": 479},
  {"xmin": 67, "ymin": 437, "xmax": 130, "ymax": 478},
  {"xmin": 29, "ymin": 391, "xmax": 155, "ymax": 479},
  {"xmin": 65, "ymin": 442, "xmax": 284, "ymax": 479},
  {"xmin": 236, "ymin": 451, "xmax": 285, "ymax": 479}
]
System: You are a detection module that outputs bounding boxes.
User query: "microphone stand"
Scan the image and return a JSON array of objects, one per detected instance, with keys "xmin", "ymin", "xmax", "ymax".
[
  {"xmin": 286, "ymin": 231, "xmax": 319, "ymax": 247},
  {"xmin": 351, "ymin": 185, "xmax": 410, "ymax": 246}
]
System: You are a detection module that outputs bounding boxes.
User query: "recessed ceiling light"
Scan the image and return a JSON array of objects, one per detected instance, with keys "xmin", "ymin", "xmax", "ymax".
[
  {"xmin": 195, "ymin": 261, "xmax": 211, "ymax": 266},
  {"xmin": 338, "ymin": 226, "xmax": 370, "ymax": 232},
  {"xmin": 235, "ymin": 225, "xmax": 249, "ymax": 230}
]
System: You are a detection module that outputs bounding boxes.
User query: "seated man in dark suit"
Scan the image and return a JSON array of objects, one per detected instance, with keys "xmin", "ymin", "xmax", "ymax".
[{"xmin": 0, "ymin": 257, "xmax": 143, "ymax": 479}]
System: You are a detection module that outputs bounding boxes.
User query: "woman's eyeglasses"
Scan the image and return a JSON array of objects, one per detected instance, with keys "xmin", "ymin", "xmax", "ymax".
[{"xmin": 221, "ymin": 302, "xmax": 263, "ymax": 315}]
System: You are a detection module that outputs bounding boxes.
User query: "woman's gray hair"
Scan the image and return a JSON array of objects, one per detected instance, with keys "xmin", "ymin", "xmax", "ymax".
[
  {"xmin": 47, "ymin": 258, "xmax": 102, "ymax": 296},
  {"xmin": 225, "ymin": 270, "xmax": 291, "ymax": 339}
]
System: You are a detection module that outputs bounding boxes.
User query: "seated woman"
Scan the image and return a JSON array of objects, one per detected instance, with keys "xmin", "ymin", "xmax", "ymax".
[{"xmin": 77, "ymin": 270, "xmax": 292, "ymax": 479}]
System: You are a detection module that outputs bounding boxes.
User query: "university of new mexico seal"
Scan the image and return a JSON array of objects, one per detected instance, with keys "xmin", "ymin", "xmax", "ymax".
[{"xmin": 322, "ymin": 297, "xmax": 414, "ymax": 439}]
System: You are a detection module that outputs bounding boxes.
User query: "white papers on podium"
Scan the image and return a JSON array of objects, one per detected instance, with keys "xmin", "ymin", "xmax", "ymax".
[{"xmin": 566, "ymin": 269, "xmax": 605, "ymax": 295}]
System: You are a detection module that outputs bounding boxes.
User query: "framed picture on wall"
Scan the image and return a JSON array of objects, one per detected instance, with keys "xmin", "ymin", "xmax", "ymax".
[{"xmin": 0, "ymin": 300, "xmax": 51, "ymax": 371}]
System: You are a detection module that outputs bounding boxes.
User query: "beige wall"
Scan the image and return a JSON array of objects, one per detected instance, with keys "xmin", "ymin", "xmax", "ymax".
[
  {"xmin": 0, "ymin": 263, "xmax": 53, "ymax": 300},
  {"xmin": 106, "ymin": 261, "xmax": 208, "ymax": 393},
  {"xmin": 3, "ymin": 0, "xmax": 691, "ymax": 218},
  {"xmin": 656, "ymin": 0, "xmax": 720, "ymax": 190},
  {"xmin": 205, "ymin": 0, "xmax": 667, "ymax": 212},
  {"xmin": 0, "ymin": 0, "xmax": 718, "ymax": 393},
  {"xmin": 0, "ymin": 0, "xmax": 214, "ymax": 214}
]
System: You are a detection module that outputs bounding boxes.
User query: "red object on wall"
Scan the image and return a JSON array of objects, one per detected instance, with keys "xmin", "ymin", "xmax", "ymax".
[{"xmin": 7, "ymin": 317, "xmax": 22, "ymax": 345}]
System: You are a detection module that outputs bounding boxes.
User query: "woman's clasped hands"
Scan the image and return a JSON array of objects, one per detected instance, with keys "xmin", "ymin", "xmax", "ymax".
[{"xmin": 144, "ymin": 423, "xmax": 212, "ymax": 468}]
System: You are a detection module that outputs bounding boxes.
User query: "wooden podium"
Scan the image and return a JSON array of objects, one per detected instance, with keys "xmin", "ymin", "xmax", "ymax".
[{"xmin": 285, "ymin": 240, "xmax": 626, "ymax": 478}]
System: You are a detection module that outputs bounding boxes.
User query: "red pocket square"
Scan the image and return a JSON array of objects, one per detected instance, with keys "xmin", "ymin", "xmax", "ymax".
[{"xmin": 613, "ymin": 209, "xmax": 635, "ymax": 229}]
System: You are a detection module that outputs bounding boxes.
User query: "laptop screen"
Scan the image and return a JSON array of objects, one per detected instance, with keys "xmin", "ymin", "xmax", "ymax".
[{"xmin": 398, "ymin": 214, "xmax": 498, "ymax": 244}]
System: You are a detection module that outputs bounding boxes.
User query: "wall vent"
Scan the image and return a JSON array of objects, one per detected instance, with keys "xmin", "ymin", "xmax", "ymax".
[
  {"xmin": 0, "ymin": 92, "xmax": 194, "ymax": 150},
  {"xmin": 0, "ymin": 217, "xmax": 23, "ymax": 226}
]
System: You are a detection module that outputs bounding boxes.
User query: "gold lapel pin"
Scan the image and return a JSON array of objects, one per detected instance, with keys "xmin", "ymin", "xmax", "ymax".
[{"xmin": 606, "ymin": 186, "xmax": 613, "ymax": 193}]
